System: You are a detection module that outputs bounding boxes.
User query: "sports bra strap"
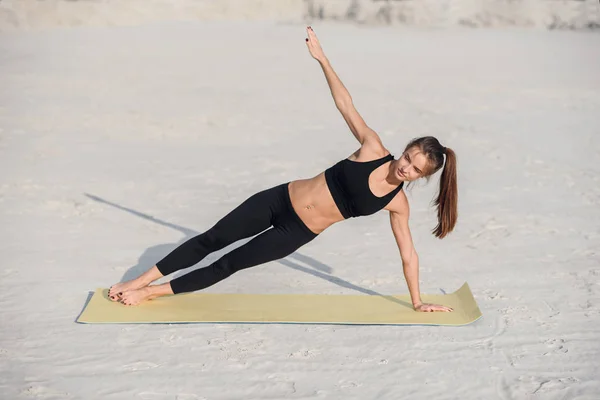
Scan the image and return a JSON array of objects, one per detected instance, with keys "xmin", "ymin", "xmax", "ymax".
[{"xmin": 374, "ymin": 153, "xmax": 394, "ymax": 166}]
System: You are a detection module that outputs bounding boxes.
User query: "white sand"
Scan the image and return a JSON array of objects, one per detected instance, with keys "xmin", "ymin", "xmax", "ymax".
[{"xmin": 1, "ymin": 17, "xmax": 600, "ymax": 400}]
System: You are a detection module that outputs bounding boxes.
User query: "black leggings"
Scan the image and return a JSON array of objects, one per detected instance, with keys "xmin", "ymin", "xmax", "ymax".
[{"xmin": 156, "ymin": 182, "xmax": 319, "ymax": 294}]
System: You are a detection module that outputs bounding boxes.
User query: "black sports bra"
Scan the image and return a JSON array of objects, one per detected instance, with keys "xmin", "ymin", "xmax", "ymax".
[{"xmin": 324, "ymin": 153, "xmax": 403, "ymax": 219}]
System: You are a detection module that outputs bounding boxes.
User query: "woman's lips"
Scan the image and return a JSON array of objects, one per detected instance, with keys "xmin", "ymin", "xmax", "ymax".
[{"xmin": 398, "ymin": 168, "xmax": 405, "ymax": 178}]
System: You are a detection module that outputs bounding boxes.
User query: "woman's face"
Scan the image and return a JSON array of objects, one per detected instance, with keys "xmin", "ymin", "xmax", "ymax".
[{"xmin": 394, "ymin": 147, "xmax": 428, "ymax": 182}]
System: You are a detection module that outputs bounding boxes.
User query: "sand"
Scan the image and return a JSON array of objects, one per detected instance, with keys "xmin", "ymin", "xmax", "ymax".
[{"xmin": 1, "ymin": 11, "xmax": 600, "ymax": 400}]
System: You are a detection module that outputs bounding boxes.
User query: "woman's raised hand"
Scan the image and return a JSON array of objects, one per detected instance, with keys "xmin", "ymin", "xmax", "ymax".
[
  {"xmin": 305, "ymin": 26, "xmax": 326, "ymax": 62},
  {"xmin": 414, "ymin": 303, "xmax": 454, "ymax": 312}
]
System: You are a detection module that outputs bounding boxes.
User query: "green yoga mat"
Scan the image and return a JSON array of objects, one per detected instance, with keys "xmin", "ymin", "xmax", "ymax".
[{"xmin": 77, "ymin": 282, "xmax": 481, "ymax": 326}]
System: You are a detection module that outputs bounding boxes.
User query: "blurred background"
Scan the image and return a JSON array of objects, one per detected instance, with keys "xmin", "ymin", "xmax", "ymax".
[{"xmin": 1, "ymin": 0, "xmax": 599, "ymax": 32}]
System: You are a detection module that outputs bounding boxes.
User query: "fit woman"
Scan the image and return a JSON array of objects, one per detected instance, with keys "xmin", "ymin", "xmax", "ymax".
[{"xmin": 109, "ymin": 27, "xmax": 457, "ymax": 313}]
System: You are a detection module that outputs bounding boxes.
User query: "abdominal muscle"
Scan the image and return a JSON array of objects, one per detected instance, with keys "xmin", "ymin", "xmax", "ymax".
[{"xmin": 288, "ymin": 172, "xmax": 345, "ymax": 235}]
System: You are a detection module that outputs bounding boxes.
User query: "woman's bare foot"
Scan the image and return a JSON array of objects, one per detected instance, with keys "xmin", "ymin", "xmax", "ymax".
[
  {"xmin": 118, "ymin": 283, "xmax": 174, "ymax": 306},
  {"xmin": 108, "ymin": 266, "xmax": 164, "ymax": 301},
  {"xmin": 108, "ymin": 279, "xmax": 147, "ymax": 301}
]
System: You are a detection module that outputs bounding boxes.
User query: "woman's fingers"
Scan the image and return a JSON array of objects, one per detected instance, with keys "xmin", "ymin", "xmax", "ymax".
[
  {"xmin": 419, "ymin": 304, "xmax": 454, "ymax": 312},
  {"xmin": 305, "ymin": 27, "xmax": 324, "ymax": 56}
]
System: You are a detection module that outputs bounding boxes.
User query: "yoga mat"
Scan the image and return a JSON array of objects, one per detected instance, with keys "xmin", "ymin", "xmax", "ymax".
[{"xmin": 77, "ymin": 282, "xmax": 481, "ymax": 326}]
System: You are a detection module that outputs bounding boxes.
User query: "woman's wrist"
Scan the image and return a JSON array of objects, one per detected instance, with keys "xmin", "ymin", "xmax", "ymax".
[{"xmin": 317, "ymin": 56, "xmax": 329, "ymax": 66}]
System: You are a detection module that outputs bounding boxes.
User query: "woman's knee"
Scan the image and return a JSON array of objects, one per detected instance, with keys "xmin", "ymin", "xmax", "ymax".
[
  {"xmin": 197, "ymin": 227, "xmax": 225, "ymax": 249},
  {"xmin": 210, "ymin": 256, "xmax": 239, "ymax": 279}
]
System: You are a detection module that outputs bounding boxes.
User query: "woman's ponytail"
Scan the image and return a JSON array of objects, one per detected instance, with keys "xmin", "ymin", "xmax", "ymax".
[{"xmin": 432, "ymin": 147, "xmax": 458, "ymax": 239}]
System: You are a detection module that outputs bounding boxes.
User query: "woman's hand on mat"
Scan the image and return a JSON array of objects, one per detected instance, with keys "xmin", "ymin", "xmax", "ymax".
[
  {"xmin": 305, "ymin": 26, "xmax": 326, "ymax": 62},
  {"xmin": 414, "ymin": 303, "xmax": 454, "ymax": 312}
]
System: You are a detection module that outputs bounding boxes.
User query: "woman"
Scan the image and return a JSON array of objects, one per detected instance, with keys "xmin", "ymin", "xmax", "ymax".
[{"xmin": 109, "ymin": 27, "xmax": 457, "ymax": 312}]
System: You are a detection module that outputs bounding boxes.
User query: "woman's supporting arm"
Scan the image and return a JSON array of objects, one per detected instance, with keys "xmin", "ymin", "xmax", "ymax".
[
  {"xmin": 389, "ymin": 209, "xmax": 423, "ymax": 308},
  {"xmin": 389, "ymin": 205, "xmax": 453, "ymax": 312}
]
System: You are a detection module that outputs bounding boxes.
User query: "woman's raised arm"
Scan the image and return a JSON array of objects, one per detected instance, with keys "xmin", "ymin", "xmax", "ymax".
[{"xmin": 305, "ymin": 26, "xmax": 381, "ymax": 146}]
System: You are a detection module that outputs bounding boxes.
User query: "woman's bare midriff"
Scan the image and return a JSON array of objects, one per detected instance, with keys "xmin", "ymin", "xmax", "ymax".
[{"xmin": 288, "ymin": 173, "xmax": 345, "ymax": 235}]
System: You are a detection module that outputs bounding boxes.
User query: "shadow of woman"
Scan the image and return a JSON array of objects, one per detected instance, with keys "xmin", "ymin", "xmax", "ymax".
[{"xmin": 85, "ymin": 193, "xmax": 412, "ymax": 308}]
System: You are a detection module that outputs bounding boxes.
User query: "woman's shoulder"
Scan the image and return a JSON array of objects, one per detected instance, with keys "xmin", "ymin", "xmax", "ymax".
[
  {"xmin": 347, "ymin": 141, "xmax": 391, "ymax": 162},
  {"xmin": 384, "ymin": 189, "xmax": 409, "ymax": 214}
]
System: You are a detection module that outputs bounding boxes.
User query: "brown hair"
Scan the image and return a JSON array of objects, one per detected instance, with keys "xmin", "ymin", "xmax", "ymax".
[{"xmin": 403, "ymin": 136, "xmax": 458, "ymax": 239}]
